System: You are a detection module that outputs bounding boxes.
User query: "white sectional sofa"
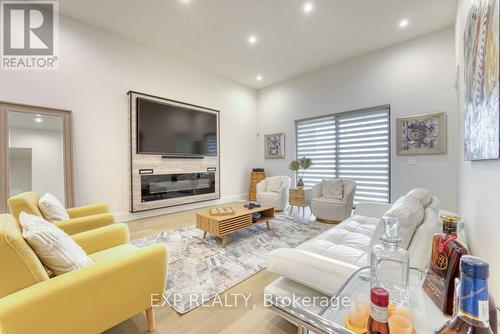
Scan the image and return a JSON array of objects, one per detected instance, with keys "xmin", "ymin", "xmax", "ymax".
[{"xmin": 266, "ymin": 188, "xmax": 440, "ymax": 295}]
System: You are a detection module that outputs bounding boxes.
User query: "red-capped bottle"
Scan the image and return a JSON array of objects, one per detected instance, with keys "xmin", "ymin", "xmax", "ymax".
[{"xmin": 368, "ymin": 287, "xmax": 390, "ymax": 334}]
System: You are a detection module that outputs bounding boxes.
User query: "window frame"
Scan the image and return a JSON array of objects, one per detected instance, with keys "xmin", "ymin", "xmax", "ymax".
[{"xmin": 294, "ymin": 104, "xmax": 391, "ymax": 203}]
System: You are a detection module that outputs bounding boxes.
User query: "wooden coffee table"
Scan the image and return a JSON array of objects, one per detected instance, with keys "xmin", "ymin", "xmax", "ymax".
[{"xmin": 196, "ymin": 204, "xmax": 275, "ymax": 247}]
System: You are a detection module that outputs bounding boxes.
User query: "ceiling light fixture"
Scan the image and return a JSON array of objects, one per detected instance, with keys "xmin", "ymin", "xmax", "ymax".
[
  {"xmin": 35, "ymin": 117, "xmax": 43, "ymax": 123},
  {"xmin": 179, "ymin": 0, "xmax": 191, "ymax": 4},
  {"xmin": 303, "ymin": 2, "xmax": 313, "ymax": 14},
  {"xmin": 399, "ymin": 19, "xmax": 409, "ymax": 28},
  {"xmin": 256, "ymin": 75, "xmax": 263, "ymax": 81},
  {"xmin": 248, "ymin": 34, "xmax": 257, "ymax": 45}
]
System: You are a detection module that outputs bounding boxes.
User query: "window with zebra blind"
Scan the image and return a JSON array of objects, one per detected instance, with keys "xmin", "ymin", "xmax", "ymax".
[{"xmin": 295, "ymin": 105, "xmax": 391, "ymax": 203}]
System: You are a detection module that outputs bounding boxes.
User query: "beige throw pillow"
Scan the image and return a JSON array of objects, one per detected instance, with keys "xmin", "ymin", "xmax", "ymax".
[
  {"xmin": 322, "ymin": 178, "xmax": 343, "ymax": 199},
  {"xmin": 267, "ymin": 177, "xmax": 283, "ymax": 193},
  {"xmin": 38, "ymin": 193, "xmax": 69, "ymax": 221},
  {"xmin": 19, "ymin": 212, "xmax": 92, "ymax": 275}
]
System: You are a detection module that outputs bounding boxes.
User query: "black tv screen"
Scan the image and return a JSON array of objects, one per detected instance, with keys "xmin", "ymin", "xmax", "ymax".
[{"xmin": 137, "ymin": 98, "xmax": 217, "ymax": 156}]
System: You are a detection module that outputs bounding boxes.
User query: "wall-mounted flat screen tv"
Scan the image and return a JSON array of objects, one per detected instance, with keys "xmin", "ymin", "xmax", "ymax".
[{"xmin": 136, "ymin": 98, "xmax": 218, "ymax": 156}]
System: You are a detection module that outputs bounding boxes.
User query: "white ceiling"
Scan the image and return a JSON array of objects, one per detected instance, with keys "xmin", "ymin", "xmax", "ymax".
[{"xmin": 58, "ymin": 0, "xmax": 457, "ymax": 89}]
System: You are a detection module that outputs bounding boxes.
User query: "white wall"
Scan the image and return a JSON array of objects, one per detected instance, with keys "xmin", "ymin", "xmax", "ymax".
[
  {"xmin": 455, "ymin": 0, "xmax": 500, "ymax": 300},
  {"xmin": 0, "ymin": 16, "xmax": 259, "ymax": 219},
  {"xmin": 9, "ymin": 129, "xmax": 65, "ymax": 203},
  {"xmin": 257, "ymin": 28, "xmax": 458, "ymax": 211}
]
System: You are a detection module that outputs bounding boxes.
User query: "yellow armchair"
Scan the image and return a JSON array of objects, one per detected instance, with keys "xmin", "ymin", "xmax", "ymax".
[
  {"xmin": 7, "ymin": 192, "xmax": 114, "ymax": 235},
  {"xmin": 0, "ymin": 214, "xmax": 168, "ymax": 334}
]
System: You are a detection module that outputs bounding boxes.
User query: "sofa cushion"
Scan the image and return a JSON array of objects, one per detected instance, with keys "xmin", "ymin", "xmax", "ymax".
[
  {"xmin": 408, "ymin": 207, "xmax": 439, "ymax": 268},
  {"xmin": 298, "ymin": 215, "xmax": 379, "ymax": 267},
  {"xmin": 89, "ymin": 244, "xmax": 138, "ymax": 262},
  {"xmin": 38, "ymin": 193, "xmax": 69, "ymax": 221},
  {"xmin": 257, "ymin": 191, "xmax": 279, "ymax": 199},
  {"xmin": 381, "ymin": 195, "xmax": 424, "ymax": 249},
  {"xmin": 407, "ymin": 188, "xmax": 432, "ymax": 207},
  {"xmin": 19, "ymin": 212, "xmax": 92, "ymax": 275},
  {"xmin": 322, "ymin": 179, "xmax": 343, "ymax": 199},
  {"xmin": 267, "ymin": 178, "xmax": 282, "ymax": 192},
  {"xmin": 311, "ymin": 196, "xmax": 342, "ymax": 204}
]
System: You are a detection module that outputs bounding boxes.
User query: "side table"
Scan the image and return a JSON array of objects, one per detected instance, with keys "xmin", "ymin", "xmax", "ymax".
[{"xmin": 289, "ymin": 187, "xmax": 312, "ymax": 217}]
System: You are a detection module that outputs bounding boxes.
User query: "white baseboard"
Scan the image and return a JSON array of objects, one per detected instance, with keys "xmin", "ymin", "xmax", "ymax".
[{"xmin": 114, "ymin": 193, "xmax": 248, "ymax": 222}]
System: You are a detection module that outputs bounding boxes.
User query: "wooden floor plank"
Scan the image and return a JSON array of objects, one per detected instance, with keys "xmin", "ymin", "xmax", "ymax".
[{"xmin": 104, "ymin": 202, "xmax": 298, "ymax": 334}]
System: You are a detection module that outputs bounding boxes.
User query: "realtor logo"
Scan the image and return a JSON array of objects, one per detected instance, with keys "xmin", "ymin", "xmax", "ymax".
[{"xmin": 1, "ymin": 1, "xmax": 59, "ymax": 69}]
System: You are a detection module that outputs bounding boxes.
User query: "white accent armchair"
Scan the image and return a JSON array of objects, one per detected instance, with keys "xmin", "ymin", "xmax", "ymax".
[
  {"xmin": 256, "ymin": 176, "xmax": 291, "ymax": 211},
  {"xmin": 310, "ymin": 178, "xmax": 356, "ymax": 223}
]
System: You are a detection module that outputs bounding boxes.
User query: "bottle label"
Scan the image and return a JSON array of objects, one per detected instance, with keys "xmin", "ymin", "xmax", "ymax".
[
  {"xmin": 370, "ymin": 304, "xmax": 388, "ymax": 323},
  {"xmin": 459, "ymin": 275, "xmax": 489, "ymax": 322}
]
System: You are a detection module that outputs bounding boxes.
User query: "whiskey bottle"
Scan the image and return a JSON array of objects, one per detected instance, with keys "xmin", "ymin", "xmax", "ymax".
[
  {"xmin": 423, "ymin": 233, "xmax": 468, "ymax": 315},
  {"xmin": 367, "ymin": 287, "xmax": 389, "ymax": 334},
  {"xmin": 435, "ymin": 256, "xmax": 494, "ymax": 334}
]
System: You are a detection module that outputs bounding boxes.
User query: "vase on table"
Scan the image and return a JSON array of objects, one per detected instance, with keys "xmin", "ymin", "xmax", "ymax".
[{"xmin": 296, "ymin": 178, "xmax": 304, "ymax": 188}]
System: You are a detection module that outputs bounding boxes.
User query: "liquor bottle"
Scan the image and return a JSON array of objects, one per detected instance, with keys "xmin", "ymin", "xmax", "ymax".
[
  {"xmin": 452, "ymin": 280, "xmax": 498, "ymax": 334},
  {"xmin": 367, "ymin": 287, "xmax": 389, "ymax": 334},
  {"xmin": 370, "ymin": 216, "xmax": 410, "ymax": 305},
  {"xmin": 423, "ymin": 233, "xmax": 468, "ymax": 315},
  {"xmin": 435, "ymin": 256, "xmax": 494, "ymax": 334}
]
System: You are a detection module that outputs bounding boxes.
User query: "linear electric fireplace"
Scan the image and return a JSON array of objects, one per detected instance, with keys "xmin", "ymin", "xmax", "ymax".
[{"xmin": 141, "ymin": 172, "xmax": 216, "ymax": 202}]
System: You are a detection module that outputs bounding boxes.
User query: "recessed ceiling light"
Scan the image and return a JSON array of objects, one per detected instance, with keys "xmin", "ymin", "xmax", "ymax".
[
  {"xmin": 256, "ymin": 75, "xmax": 263, "ymax": 81},
  {"xmin": 35, "ymin": 117, "xmax": 43, "ymax": 123},
  {"xmin": 179, "ymin": 0, "xmax": 191, "ymax": 4},
  {"xmin": 399, "ymin": 19, "xmax": 409, "ymax": 28},
  {"xmin": 248, "ymin": 35, "xmax": 257, "ymax": 45},
  {"xmin": 303, "ymin": 2, "xmax": 313, "ymax": 13}
]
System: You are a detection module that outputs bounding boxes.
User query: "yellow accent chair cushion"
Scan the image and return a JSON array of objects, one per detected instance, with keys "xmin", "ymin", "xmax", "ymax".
[
  {"xmin": 7, "ymin": 192, "xmax": 114, "ymax": 235},
  {"xmin": 0, "ymin": 214, "xmax": 49, "ymax": 299},
  {"xmin": 0, "ymin": 213, "xmax": 168, "ymax": 334}
]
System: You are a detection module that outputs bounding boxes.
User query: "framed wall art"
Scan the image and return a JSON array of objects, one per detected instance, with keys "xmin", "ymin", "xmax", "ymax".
[
  {"xmin": 264, "ymin": 132, "xmax": 285, "ymax": 159},
  {"xmin": 396, "ymin": 112, "xmax": 447, "ymax": 155},
  {"xmin": 463, "ymin": 0, "xmax": 499, "ymax": 160}
]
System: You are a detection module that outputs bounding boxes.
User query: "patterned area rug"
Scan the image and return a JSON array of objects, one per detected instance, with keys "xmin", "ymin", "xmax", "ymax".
[{"xmin": 131, "ymin": 213, "xmax": 330, "ymax": 314}]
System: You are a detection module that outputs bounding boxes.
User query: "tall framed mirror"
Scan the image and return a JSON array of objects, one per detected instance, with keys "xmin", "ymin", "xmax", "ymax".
[{"xmin": 0, "ymin": 102, "xmax": 74, "ymax": 213}]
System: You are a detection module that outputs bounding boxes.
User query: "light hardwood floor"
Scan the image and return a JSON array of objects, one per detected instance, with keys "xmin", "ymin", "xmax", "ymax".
[{"xmin": 105, "ymin": 202, "xmax": 300, "ymax": 334}]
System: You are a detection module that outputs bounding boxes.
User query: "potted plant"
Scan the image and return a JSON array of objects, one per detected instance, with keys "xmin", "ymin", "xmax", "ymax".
[{"xmin": 289, "ymin": 157, "xmax": 312, "ymax": 188}]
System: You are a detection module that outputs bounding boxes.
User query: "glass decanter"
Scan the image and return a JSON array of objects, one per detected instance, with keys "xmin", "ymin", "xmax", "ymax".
[{"xmin": 370, "ymin": 216, "xmax": 410, "ymax": 306}]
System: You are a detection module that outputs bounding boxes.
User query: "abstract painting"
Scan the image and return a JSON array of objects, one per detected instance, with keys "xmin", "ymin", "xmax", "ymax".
[
  {"xmin": 397, "ymin": 113, "xmax": 447, "ymax": 155},
  {"xmin": 264, "ymin": 132, "xmax": 285, "ymax": 159},
  {"xmin": 463, "ymin": 0, "xmax": 499, "ymax": 160}
]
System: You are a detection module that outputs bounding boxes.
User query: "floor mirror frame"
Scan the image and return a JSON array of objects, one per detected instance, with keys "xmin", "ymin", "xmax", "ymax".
[{"xmin": 0, "ymin": 101, "xmax": 74, "ymax": 213}]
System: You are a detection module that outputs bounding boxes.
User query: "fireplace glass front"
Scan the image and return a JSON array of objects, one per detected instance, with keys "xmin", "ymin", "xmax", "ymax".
[{"xmin": 141, "ymin": 172, "xmax": 215, "ymax": 202}]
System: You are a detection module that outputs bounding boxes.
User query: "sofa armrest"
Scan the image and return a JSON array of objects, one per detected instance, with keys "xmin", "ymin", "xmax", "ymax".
[
  {"xmin": 66, "ymin": 203, "xmax": 109, "ymax": 218},
  {"xmin": 0, "ymin": 244, "xmax": 167, "ymax": 334},
  {"xmin": 53, "ymin": 213, "xmax": 114, "ymax": 235},
  {"xmin": 71, "ymin": 223, "xmax": 130, "ymax": 254},
  {"xmin": 267, "ymin": 248, "xmax": 359, "ymax": 296},
  {"xmin": 353, "ymin": 202, "xmax": 391, "ymax": 218}
]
